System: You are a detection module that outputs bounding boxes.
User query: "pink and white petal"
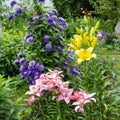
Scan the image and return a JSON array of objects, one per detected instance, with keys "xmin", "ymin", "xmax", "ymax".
[
  {"xmin": 78, "ymin": 107, "xmax": 84, "ymax": 113},
  {"xmin": 25, "ymin": 91, "xmax": 32, "ymax": 95},
  {"xmin": 88, "ymin": 93, "xmax": 96, "ymax": 98},
  {"xmin": 75, "ymin": 106, "xmax": 80, "ymax": 112},
  {"xmin": 64, "ymin": 98, "xmax": 70, "ymax": 104},
  {"xmin": 58, "ymin": 95, "xmax": 64, "ymax": 101},
  {"xmin": 72, "ymin": 101, "xmax": 80, "ymax": 106},
  {"xmin": 91, "ymin": 98, "xmax": 96, "ymax": 102},
  {"xmin": 24, "ymin": 96, "xmax": 36, "ymax": 106}
]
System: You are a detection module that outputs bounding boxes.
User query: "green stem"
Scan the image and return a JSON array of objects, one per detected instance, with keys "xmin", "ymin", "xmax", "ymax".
[
  {"xmin": 33, "ymin": 0, "xmax": 43, "ymax": 15},
  {"xmin": 56, "ymin": 100, "xmax": 62, "ymax": 120},
  {"xmin": 40, "ymin": 103, "xmax": 46, "ymax": 120},
  {"xmin": 93, "ymin": 60, "xmax": 104, "ymax": 119},
  {"xmin": 33, "ymin": 0, "xmax": 36, "ymax": 5},
  {"xmin": 84, "ymin": 61, "xmax": 88, "ymax": 90},
  {"xmin": 84, "ymin": 61, "xmax": 93, "ymax": 119}
]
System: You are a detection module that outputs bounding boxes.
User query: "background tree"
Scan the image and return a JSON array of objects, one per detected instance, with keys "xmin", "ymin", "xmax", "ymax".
[{"xmin": 52, "ymin": 0, "xmax": 93, "ymax": 18}]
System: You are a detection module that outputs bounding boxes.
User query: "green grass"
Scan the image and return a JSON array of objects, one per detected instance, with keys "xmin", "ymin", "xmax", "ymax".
[{"xmin": 97, "ymin": 47, "xmax": 120, "ymax": 55}]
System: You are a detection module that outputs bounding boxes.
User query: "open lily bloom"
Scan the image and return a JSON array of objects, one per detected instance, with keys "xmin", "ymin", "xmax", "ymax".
[
  {"xmin": 72, "ymin": 91, "xmax": 96, "ymax": 113},
  {"xmin": 75, "ymin": 47, "xmax": 96, "ymax": 64}
]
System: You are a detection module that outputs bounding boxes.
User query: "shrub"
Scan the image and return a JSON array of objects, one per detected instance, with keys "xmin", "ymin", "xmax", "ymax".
[
  {"xmin": 0, "ymin": 29, "xmax": 25, "ymax": 77},
  {"xmin": 0, "ymin": 75, "xmax": 23, "ymax": 119},
  {"xmin": 89, "ymin": 0, "xmax": 120, "ymax": 32},
  {"xmin": 52, "ymin": 0, "xmax": 93, "ymax": 18}
]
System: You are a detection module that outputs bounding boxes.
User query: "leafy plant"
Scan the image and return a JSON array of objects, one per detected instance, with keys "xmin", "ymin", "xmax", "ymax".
[
  {"xmin": 0, "ymin": 75, "xmax": 24, "ymax": 120},
  {"xmin": 0, "ymin": 29, "xmax": 25, "ymax": 77},
  {"xmin": 52, "ymin": 0, "xmax": 93, "ymax": 18},
  {"xmin": 89, "ymin": 0, "xmax": 120, "ymax": 32}
]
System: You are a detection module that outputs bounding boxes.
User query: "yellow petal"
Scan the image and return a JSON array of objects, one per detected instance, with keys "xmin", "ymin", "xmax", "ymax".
[
  {"xmin": 91, "ymin": 38, "xmax": 97, "ymax": 47},
  {"xmin": 77, "ymin": 58, "xmax": 83, "ymax": 64},
  {"xmin": 68, "ymin": 44, "xmax": 78, "ymax": 50},
  {"xmin": 86, "ymin": 47, "xmax": 94, "ymax": 53},
  {"xmin": 74, "ymin": 35, "xmax": 80, "ymax": 39},
  {"xmin": 92, "ymin": 53, "xmax": 97, "ymax": 58},
  {"xmin": 75, "ymin": 49, "xmax": 84, "ymax": 57}
]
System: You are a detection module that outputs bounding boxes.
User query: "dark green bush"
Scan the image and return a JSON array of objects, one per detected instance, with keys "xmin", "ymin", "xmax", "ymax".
[
  {"xmin": 89, "ymin": 0, "xmax": 120, "ymax": 32},
  {"xmin": 52, "ymin": 0, "xmax": 93, "ymax": 18}
]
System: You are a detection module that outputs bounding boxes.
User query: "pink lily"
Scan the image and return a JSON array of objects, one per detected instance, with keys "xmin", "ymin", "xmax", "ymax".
[{"xmin": 57, "ymin": 88, "xmax": 73, "ymax": 104}]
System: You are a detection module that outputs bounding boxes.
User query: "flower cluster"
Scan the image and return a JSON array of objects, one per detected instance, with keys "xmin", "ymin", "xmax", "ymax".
[
  {"xmin": 25, "ymin": 8, "xmax": 68, "ymax": 47},
  {"xmin": 25, "ymin": 69, "xmax": 96, "ymax": 113},
  {"xmin": 14, "ymin": 52, "xmax": 45, "ymax": 84},
  {"xmin": 62, "ymin": 50, "xmax": 80, "ymax": 77},
  {"xmin": 38, "ymin": 0, "xmax": 45, "ymax": 3},
  {"xmin": 8, "ymin": 0, "xmax": 23, "ymax": 21},
  {"xmin": 8, "ymin": 9, "xmax": 23, "ymax": 21},
  {"xmin": 75, "ymin": 47, "xmax": 96, "ymax": 64},
  {"xmin": 12, "ymin": 3, "xmax": 76, "ymax": 84},
  {"xmin": 10, "ymin": 0, "xmax": 16, "ymax": 8},
  {"xmin": 24, "ymin": 33, "xmax": 36, "ymax": 44},
  {"xmin": 68, "ymin": 16, "xmax": 98, "ymax": 64},
  {"xmin": 71, "ymin": 91, "xmax": 96, "ymax": 113}
]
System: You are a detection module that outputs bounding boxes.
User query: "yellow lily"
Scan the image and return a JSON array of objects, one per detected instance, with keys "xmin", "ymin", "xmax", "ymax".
[
  {"xmin": 75, "ymin": 47, "xmax": 96, "ymax": 64},
  {"xmin": 68, "ymin": 35, "xmax": 82, "ymax": 50}
]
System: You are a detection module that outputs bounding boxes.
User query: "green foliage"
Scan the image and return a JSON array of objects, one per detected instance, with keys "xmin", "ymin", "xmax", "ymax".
[
  {"xmin": 21, "ymin": 93, "xmax": 85, "ymax": 120},
  {"xmin": 64, "ymin": 17, "xmax": 100, "ymax": 40},
  {"xmin": 52, "ymin": 0, "xmax": 74, "ymax": 18},
  {"xmin": 0, "ymin": 29, "xmax": 25, "ymax": 77},
  {"xmin": 0, "ymin": 75, "xmax": 24, "ymax": 120},
  {"xmin": 52, "ymin": 0, "xmax": 93, "ymax": 18},
  {"xmin": 76, "ymin": 57, "xmax": 120, "ymax": 119},
  {"xmin": 1, "ymin": 0, "xmax": 120, "ymax": 120},
  {"xmin": 89, "ymin": 0, "xmax": 120, "ymax": 19},
  {"xmin": 105, "ymin": 38, "xmax": 120, "ymax": 51},
  {"xmin": 0, "ymin": 0, "xmax": 32, "ymax": 77},
  {"xmin": 0, "ymin": 0, "xmax": 9, "ymax": 19},
  {"xmin": 89, "ymin": 0, "xmax": 120, "ymax": 32},
  {"xmin": 97, "ymin": 30, "xmax": 120, "ymax": 51}
]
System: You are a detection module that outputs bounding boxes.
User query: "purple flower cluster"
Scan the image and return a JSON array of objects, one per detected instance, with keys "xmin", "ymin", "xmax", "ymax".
[
  {"xmin": 43, "ymin": 9, "xmax": 68, "ymax": 30},
  {"xmin": 8, "ymin": 7, "xmax": 23, "ymax": 21},
  {"xmin": 70, "ymin": 66, "xmax": 80, "ymax": 76},
  {"xmin": 10, "ymin": 0, "xmax": 16, "ymax": 8},
  {"xmin": 62, "ymin": 50, "xmax": 80, "ymax": 77},
  {"xmin": 12, "ymin": 7, "xmax": 69, "ymax": 84},
  {"xmin": 33, "ymin": 16, "xmax": 40, "ymax": 23},
  {"xmin": 44, "ymin": 43, "xmax": 53, "ymax": 51},
  {"xmin": 14, "ymin": 53, "xmax": 45, "ymax": 84},
  {"xmin": 38, "ymin": 0, "xmax": 44, "ymax": 2},
  {"xmin": 15, "ymin": 8, "xmax": 23, "ymax": 16},
  {"xmin": 8, "ymin": 14, "xmax": 15, "ymax": 21},
  {"xmin": 8, "ymin": 0, "xmax": 23, "ymax": 21},
  {"xmin": 42, "ymin": 35, "xmax": 51, "ymax": 43},
  {"xmin": 57, "ymin": 17, "xmax": 68, "ymax": 27},
  {"xmin": 23, "ymin": 8, "xmax": 67, "ymax": 54},
  {"xmin": 24, "ymin": 33, "xmax": 36, "ymax": 44},
  {"xmin": 56, "ymin": 45, "xmax": 62, "ymax": 53}
]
